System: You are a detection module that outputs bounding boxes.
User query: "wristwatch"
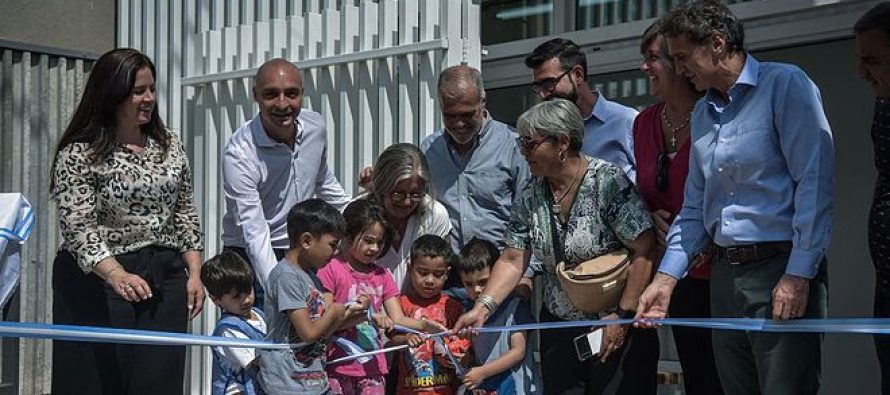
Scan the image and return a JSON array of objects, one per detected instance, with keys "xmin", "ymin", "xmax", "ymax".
[{"xmin": 613, "ymin": 307, "xmax": 636, "ymax": 319}]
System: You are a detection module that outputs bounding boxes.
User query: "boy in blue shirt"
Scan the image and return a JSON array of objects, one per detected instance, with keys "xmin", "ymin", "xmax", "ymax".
[
  {"xmin": 456, "ymin": 238, "xmax": 540, "ymax": 394},
  {"xmin": 203, "ymin": 251, "xmax": 267, "ymax": 395}
]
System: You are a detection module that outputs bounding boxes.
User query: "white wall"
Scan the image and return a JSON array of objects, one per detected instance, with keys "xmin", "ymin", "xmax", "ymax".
[{"xmin": 116, "ymin": 1, "xmax": 480, "ymax": 393}]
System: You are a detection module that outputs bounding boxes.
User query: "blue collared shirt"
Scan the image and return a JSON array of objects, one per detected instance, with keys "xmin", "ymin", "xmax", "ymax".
[
  {"xmin": 582, "ymin": 92, "xmax": 638, "ymax": 182},
  {"xmin": 420, "ymin": 116, "xmax": 530, "ymax": 250},
  {"xmin": 659, "ymin": 55, "xmax": 834, "ymax": 280}
]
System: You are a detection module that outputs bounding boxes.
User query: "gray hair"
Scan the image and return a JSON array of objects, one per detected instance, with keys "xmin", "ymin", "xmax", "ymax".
[
  {"xmin": 516, "ymin": 99, "xmax": 584, "ymax": 154},
  {"xmin": 371, "ymin": 143, "xmax": 433, "ymax": 217},
  {"xmin": 660, "ymin": 0, "xmax": 745, "ymax": 55},
  {"xmin": 438, "ymin": 65, "xmax": 485, "ymax": 104},
  {"xmin": 855, "ymin": 2, "xmax": 890, "ymax": 44}
]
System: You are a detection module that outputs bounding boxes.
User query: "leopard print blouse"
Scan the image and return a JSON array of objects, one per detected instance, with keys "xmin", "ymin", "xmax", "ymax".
[{"xmin": 52, "ymin": 131, "xmax": 204, "ymax": 273}]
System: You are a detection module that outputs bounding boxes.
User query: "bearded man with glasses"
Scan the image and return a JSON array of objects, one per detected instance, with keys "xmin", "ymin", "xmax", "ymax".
[{"xmin": 526, "ymin": 38, "xmax": 639, "ymax": 183}]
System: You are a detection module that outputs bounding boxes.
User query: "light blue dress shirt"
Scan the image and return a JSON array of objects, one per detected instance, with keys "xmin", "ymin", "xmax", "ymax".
[
  {"xmin": 582, "ymin": 91, "xmax": 638, "ymax": 182},
  {"xmin": 659, "ymin": 55, "xmax": 834, "ymax": 280},
  {"xmin": 420, "ymin": 116, "xmax": 530, "ymax": 251},
  {"xmin": 221, "ymin": 111, "xmax": 350, "ymax": 289}
]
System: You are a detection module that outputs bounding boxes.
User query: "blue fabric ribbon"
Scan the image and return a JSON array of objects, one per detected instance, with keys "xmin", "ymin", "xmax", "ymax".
[{"xmin": 5, "ymin": 317, "xmax": 890, "ymax": 361}]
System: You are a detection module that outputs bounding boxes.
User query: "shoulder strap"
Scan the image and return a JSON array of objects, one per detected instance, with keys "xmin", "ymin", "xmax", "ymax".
[
  {"xmin": 545, "ymin": 185, "xmax": 565, "ymax": 265},
  {"xmin": 214, "ymin": 313, "xmax": 266, "ymax": 340}
]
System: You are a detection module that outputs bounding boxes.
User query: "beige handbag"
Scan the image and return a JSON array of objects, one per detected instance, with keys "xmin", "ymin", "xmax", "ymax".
[
  {"xmin": 546, "ymin": 182, "xmax": 630, "ymax": 314},
  {"xmin": 556, "ymin": 250, "xmax": 631, "ymax": 314}
]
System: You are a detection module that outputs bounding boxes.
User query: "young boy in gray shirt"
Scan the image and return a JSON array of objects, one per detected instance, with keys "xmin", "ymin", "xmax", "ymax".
[{"xmin": 258, "ymin": 199, "xmax": 369, "ymax": 394}]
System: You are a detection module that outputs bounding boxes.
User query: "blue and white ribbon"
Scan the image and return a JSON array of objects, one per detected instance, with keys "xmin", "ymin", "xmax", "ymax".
[
  {"xmin": 6, "ymin": 318, "xmax": 890, "ymax": 362},
  {"xmin": 0, "ymin": 193, "xmax": 34, "ymax": 310},
  {"xmin": 0, "ymin": 321, "xmax": 294, "ymax": 349}
]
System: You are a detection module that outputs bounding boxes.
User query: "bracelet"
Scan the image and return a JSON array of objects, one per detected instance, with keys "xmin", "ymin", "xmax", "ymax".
[
  {"xmin": 105, "ymin": 266, "xmax": 123, "ymax": 279},
  {"xmin": 476, "ymin": 294, "xmax": 498, "ymax": 314},
  {"xmin": 612, "ymin": 307, "xmax": 636, "ymax": 319}
]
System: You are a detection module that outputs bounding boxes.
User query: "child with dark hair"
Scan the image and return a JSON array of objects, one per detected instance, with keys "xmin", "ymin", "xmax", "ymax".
[
  {"xmin": 203, "ymin": 251, "xmax": 267, "ymax": 395},
  {"xmin": 258, "ymin": 199, "xmax": 369, "ymax": 394},
  {"xmin": 317, "ymin": 199, "xmax": 442, "ymax": 394},
  {"xmin": 455, "ymin": 238, "xmax": 540, "ymax": 394},
  {"xmin": 390, "ymin": 234, "xmax": 470, "ymax": 395}
]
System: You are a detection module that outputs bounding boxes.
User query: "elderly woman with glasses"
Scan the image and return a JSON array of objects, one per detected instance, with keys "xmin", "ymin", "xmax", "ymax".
[
  {"xmin": 633, "ymin": 21, "xmax": 721, "ymax": 395},
  {"xmin": 455, "ymin": 99, "xmax": 658, "ymax": 394},
  {"xmin": 367, "ymin": 143, "xmax": 452, "ymax": 290}
]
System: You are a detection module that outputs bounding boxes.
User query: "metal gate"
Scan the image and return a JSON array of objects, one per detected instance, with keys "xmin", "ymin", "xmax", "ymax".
[{"xmin": 116, "ymin": 1, "xmax": 481, "ymax": 393}]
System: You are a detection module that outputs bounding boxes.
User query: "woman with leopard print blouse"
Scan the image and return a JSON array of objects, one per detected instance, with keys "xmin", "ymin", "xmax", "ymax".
[{"xmin": 50, "ymin": 48, "xmax": 204, "ymax": 395}]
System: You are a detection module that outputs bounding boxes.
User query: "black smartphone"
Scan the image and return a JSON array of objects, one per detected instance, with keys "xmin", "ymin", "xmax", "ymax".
[{"xmin": 573, "ymin": 328, "xmax": 604, "ymax": 361}]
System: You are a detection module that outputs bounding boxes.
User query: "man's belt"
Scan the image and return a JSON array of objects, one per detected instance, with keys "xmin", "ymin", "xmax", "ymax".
[{"xmin": 716, "ymin": 241, "xmax": 792, "ymax": 265}]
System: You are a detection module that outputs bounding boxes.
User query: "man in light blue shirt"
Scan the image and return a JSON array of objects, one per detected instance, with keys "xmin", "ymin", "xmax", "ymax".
[
  {"xmin": 420, "ymin": 65, "xmax": 534, "ymax": 300},
  {"xmin": 525, "ymin": 38, "xmax": 638, "ymax": 182},
  {"xmin": 420, "ymin": 65, "xmax": 530, "ymax": 251},
  {"xmin": 221, "ymin": 59, "xmax": 350, "ymax": 308},
  {"xmin": 636, "ymin": 2, "xmax": 833, "ymax": 394}
]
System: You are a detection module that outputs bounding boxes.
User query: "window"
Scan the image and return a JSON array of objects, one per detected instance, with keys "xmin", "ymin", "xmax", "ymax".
[{"xmin": 482, "ymin": 0, "xmax": 554, "ymax": 45}]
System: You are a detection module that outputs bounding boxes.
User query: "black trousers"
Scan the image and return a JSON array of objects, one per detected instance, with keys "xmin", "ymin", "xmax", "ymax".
[
  {"xmin": 539, "ymin": 307, "xmax": 659, "ymax": 395},
  {"xmin": 52, "ymin": 247, "xmax": 188, "ymax": 395},
  {"xmin": 669, "ymin": 277, "xmax": 724, "ymax": 395},
  {"xmin": 710, "ymin": 254, "xmax": 827, "ymax": 395},
  {"xmin": 223, "ymin": 246, "xmax": 287, "ymax": 311}
]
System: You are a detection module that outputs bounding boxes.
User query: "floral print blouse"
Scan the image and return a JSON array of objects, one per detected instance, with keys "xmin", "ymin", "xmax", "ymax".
[
  {"xmin": 52, "ymin": 131, "xmax": 204, "ymax": 272},
  {"xmin": 505, "ymin": 156, "xmax": 652, "ymax": 320}
]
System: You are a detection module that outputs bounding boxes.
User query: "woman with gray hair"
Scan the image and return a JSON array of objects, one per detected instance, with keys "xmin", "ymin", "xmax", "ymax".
[
  {"xmin": 455, "ymin": 99, "xmax": 658, "ymax": 394},
  {"xmin": 367, "ymin": 143, "xmax": 452, "ymax": 290}
]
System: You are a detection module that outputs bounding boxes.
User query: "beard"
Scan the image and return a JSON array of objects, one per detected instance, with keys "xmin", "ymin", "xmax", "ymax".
[
  {"xmin": 546, "ymin": 84, "xmax": 579, "ymax": 103},
  {"xmin": 446, "ymin": 128, "xmax": 477, "ymax": 145}
]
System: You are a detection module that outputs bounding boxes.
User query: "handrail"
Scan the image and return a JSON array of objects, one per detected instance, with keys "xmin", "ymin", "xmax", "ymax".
[
  {"xmin": 181, "ymin": 37, "xmax": 449, "ymax": 86},
  {"xmin": 0, "ymin": 39, "xmax": 100, "ymax": 60}
]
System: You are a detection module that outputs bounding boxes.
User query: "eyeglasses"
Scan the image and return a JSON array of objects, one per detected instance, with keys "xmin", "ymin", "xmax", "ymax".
[
  {"xmin": 531, "ymin": 69, "xmax": 573, "ymax": 96},
  {"xmin": 656, "ymin": 151, "xmax": 670, "ymax": 192},
  {"xmin": 389, "ymin": 191, "xmax": 424, "ymax": 202},
  {"xmin": 516, "ymin": 136, "xmax": 552, "ymax": 154}
]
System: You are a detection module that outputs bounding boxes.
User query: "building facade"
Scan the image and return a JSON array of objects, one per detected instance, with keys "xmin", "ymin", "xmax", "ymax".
[{"xmin": 0, "ymin": 0, "xmax": 883, "ymax": 393}]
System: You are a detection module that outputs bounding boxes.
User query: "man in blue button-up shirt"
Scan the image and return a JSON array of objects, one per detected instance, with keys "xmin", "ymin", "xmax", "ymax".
[
  {"xmin": 419, "ymin": 66, "xmax": 535, "ymax": 300},
  {"xmin": 636, "ymin": 2, "xmax": 834, "ymax": 394},
  {"xmin": 525, "ymin": 38, "xmax": 638, "ymax": 182},
  {"xmin": 420, "ymin": 66, "xmax": 530, "ymax": 251}
]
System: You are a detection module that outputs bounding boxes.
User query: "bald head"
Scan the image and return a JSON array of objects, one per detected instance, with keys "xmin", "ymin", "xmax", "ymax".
[
  {"xmin": 437, "ymin": 65, "xmax": 485, "ymax": 106},
  {"xmin": 253, "ymin": 58, "xmax": 304, "ymax": 141},
  {"xmin": 254, "ymin": 58, "xmax": 301, "ymax": 87}
]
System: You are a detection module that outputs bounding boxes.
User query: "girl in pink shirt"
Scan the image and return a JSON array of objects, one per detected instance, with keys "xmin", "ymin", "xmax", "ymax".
[{"xmin": 318, "ymin": 199, "xmax": 439, "ymax": 395}]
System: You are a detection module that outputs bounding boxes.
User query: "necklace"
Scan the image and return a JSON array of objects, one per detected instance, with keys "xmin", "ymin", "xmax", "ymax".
[
  {"xmin": 551, "ymin": 158, "xmax": 585, "ymax": 214},
  {"xmin": 661, "ymin": 106, "xmax": 691, "ymax": 150},
  {"xmin": 120, "ymin": 133, "xmax": 148, "ymax": 152}
]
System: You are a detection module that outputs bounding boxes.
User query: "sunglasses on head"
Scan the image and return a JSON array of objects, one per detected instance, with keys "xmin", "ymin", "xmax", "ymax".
[{"xmin": 656, "ymin": 151, "xmax": 670, "ymax": 192}]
